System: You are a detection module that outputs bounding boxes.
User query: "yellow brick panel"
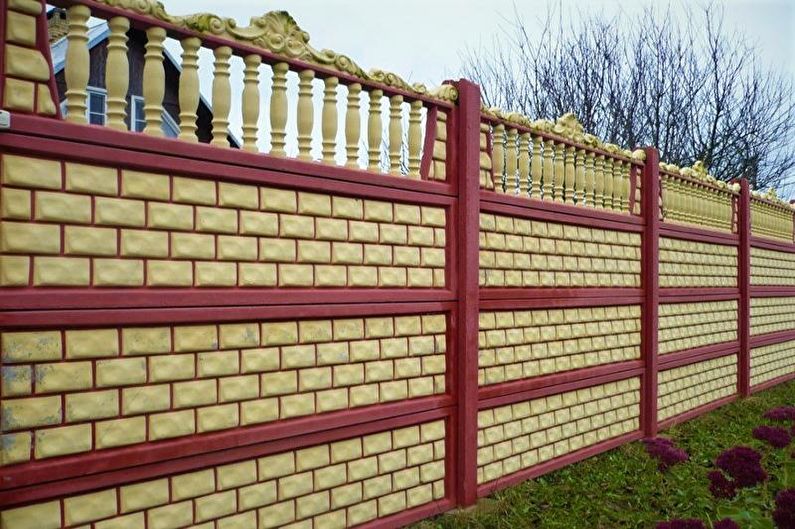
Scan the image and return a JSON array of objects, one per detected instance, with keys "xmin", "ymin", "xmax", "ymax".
[
  {"xmin": 479, "ymin": 214, "xmax": 641, "ymax": 288},
  {"xmin": 0, "ymin": 155, "xmax": 446, "ymax": 288},
  {"xmin": 657, "ymin": 355, "xmax": 737, "ymax": 420},
  {"xmin": 476, "ymin": 378, "xmax": 641, "ymax": 484},
  {"xmin": 478, "ymin": 305, "xmax": 641, "ymax": 385},
  {"xmin": 750, "ymin": 297, "xmax": 795, "ymax": 336},
  {"xmin": 659, "ymin": 237, "xmax": 737, "ymax": 288},
  {"xmin": 658, "ymin": 300, "xmax": 737, "ymax": 354},
  {"xmin": 751, "ymin": 247, "xmax": 795, "ymax": 286},
  {"xmin": 0, "ymin": 314, "xmax": 446, "ymax": 465},
  {"xmin": 750, "ymin": 339, "xmax": 795, "ymax": 387},
  {"xmin": 0, "ymin": 420, "xmax": 446, "ymax": 529}
]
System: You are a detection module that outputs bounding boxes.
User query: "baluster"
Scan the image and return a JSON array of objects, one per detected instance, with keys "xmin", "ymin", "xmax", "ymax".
[
  {"xmin": 178, "ymin": 37, "xmax": 201, "ymax": 142},
  {"xmin": 505, "ymin": 128, "xmax": 518, "ymax": 193},
  {"xmin": 241, "ymin": 54, "xmax": 261, "ymax": 152},
  {"xmin": 518, "ymin": 132, "xmax": 530, "ymax": 196},
  {"xmin": 530, "ymin": 135, "xmax": 543, "ymax": 198},
  {"xmin": 368, "ymin": 89, "xmax": 383, "ymax": 170},
  {"xmin": 389, "ymin": 95, "xmax": 403, "ymax": 174},
  {"xmin": 270, "ymin": 62, "xmax": 289, "ymax": 156},
  {"xmin": 603, "ymin": 157, "xmax": 615, "ymax": 209},
  {"xmin": 297, "ymin": 69, "xmax": 315, "ymax": 160},
  {"xmin": 65, "ymin": 4, "xmax": 91, "ymax": 124},
  {"xmin": 615, "ymin": 159, "xmax": 628, "ymax": 212},
  {"xmin": 407, "ymin": 100, "xmax": 422, "ymax": 177},
  {"xmin": 210, "ymin": 47, "xmax": 232, "ymax": 147},
  {"xmin": 321, "ymin": 76, "xmax": 339, "ymax": 163},
  {"xmin": 553, "ymin": 141, "xmax": 565, "ymax": 202},
  {"xmin": 345, "ymin": 83, "xmax": 362, "ymax": 168},
  {"xmin": 660, "ymin": 178, "xmax": 669, "ymax": 220},
  {"xmin": 564, "ymin": 145, "xmax": 575, "ymax": 203},
  {"xmin": 585, "ymin": 150, "xmax": 596, "ymax": 206},
  {"xmin": 542, "ymin": 138, "xmax": 555, "ymax": 200},
  {"xmin": 105, "ymin": 17, "xmax": 129, "ymax": 130},
  {"xmin": 492, "ymin": 124, "xmax": 505, "ymax": 192},
  {"xmin": 574, "ymin": 148, "xmax": 585, "ymax": 204},
  {"xmin": 670, "ymin": 179, "xmax": 682, "ymax": 221},
  {"xmin": 143, "ymin": 27, "xmax": 166, "ymax": 137},
  {"xmin": 593, "ymin": 154, "xmax": 606, "ymax": 207}
]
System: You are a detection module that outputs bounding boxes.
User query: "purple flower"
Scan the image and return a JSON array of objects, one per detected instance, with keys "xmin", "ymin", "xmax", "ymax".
[
  {"xmin": 715, "ymin": 446, "xmax": 768, "ymax": 488},
  {"xmin": 714, "ymin": 520, "xmax": 741, "ymax": 529},
  {"xmin": 708, "ymin": 470, "xmax": 737, "ymax": 499},
  {"xmin": 764, "ymin": 406, "xmax": 795, "ymax": 422},
  {"xmin": 656, "ymin": 520, "xmax": 706, "ymax": 529},
  {"xmin": 774, "ymin": 488, "xmax": 795, "ymax": 529},
  {"xmin": 644, "ymin": 437, "xmax": 689, "ymax": 470},
  {"xmin": 753, "ymin": 425, "xmax": 792, "ymax": 448}
]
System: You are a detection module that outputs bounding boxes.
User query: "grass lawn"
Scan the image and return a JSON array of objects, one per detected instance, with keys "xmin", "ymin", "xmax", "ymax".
[{"xmin": 414, "ymin": 380, "xmax": 795, "ymax": 529}]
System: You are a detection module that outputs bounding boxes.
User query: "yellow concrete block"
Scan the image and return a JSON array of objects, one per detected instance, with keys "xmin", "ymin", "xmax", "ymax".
[
  {"xmin": 1, "ymin": 188, "xmax": 31, "ymax": 219},
  {"xmin": 316, "ymin": 388, "xmax": 348, "ymax": 412},
  {"xmin": 174, "ymin": 325, "xmax": 217, "ymax": 352},
  {"xmin": 0, "ymin": 501, "xmax": 61, "ymax": 529},
  {"xmin": 262, "ymin": 321, "xmax": 298, "ymax": 345},
  {"xmin": 174, "ymin": 379, "xmax": 217, "ymax": 408},
  {"xmin": 297, "ymin": 240, "xmax": 331, "ymax": 263},
  {"xmin": 5, "ymin": 11, "xmax": 36, "ymax": 45},
  {"xmin": 197, "ymin": 206, "xmax": 237, "ymax": 234},
  {"xmin": 121, "ymin": 170, "xmax": 169, "ymax": 200},
  {"xmin": 332, "ymin": 483, "xmax": 363, "ymax": 510},
  {"xmin": 279, "ymin": 264, "xmax": 313, "ymax": 286},
  {"xmin": 261, "ymin": 371, "xmax": 297, "ymax": 396},
  {"xmin": 217, "ymin": 182, "xmax": 257, "ymax": 209},
  {"xmin": 363, "ymin": 430, "xmax": 393, "ymax": 455},
  {"xmin": 298, "ymin": 192, "xmax": 332, "ymax": 216},
  {"xmin": 95, "ymin": 197, "xmax": 145, "ymax": 227},
  {"xmin": 64, "ymin": 489, "xmax": 117, "ymax": 526},
  {"xmin": 147, "ymin": 202, "xmax": 193, "ymax": 231},
  {"xmin": 295, "ymin": 490, "xmax": 330, "ymax": 518},
  {"xmin": 66, "ymin": 389, "xmax": 119, "ymax": 422},
  {"xmin": 64, "ymin": 226, "xmax": 117, "ymax": 256},
  {"xmin": 200, "ymin": 350, "xmax": 240, "ymax": 378},
  {"xmin": 35, "ymin": 361, "xmax": 92, "ymax": 392},
  {"xmin": 30, "ymin": 255, "xmax": 86, "ymax": 286},
  {"xmin": 280, "ymin": 214, "xmax": 315, "ymax": 238},
  {"xmin": 121, "ymin": 384, "xmax": 170, "ymax": 415},
  {"xmin": 260, "ymin": 187, "xmax": 297, "ymax": 213},
  {"xmin": 121, "ymin": 326, "xmax": 170, "ymax": 355},
  {"xmin": 240, "ymin": 397, "xmax": 278, "ymax": 425},
  {"xmin": 121, "ymin": 229, "xmax": 169, "ymax": 258},
  {"xmin": 95, "ymin": 512, "xmax": 144, "ymax": 529},
  {"xmin": 149, "ymin": 409, "xmax": 195, "ymax": 440},
  {"xmin": 239, "ymin": 263, "xmax": 277, "ymax": 286},
  {"xmin": 218, "ymin": 235, "xmax": 258, "ymax": 261},
  {"xmin": 349, "ymin": 221, "xmax": 379, "ymax": 242},
  {"xmin": 64, "ymin": 163, "xmax": 116, "ymax": 196},
  {"xmin": 277, "ymin": 471, "xmax": 314, "ymax": 499},
  {"xmin": 366, "ymin": 317, "xmax": 395, "ymax": 338},
  {"xmin": 216, "ymin": 460, "xmax": 257, "ymax": 490},
  {"xmin": 171, "ymin": 468, "xmax": 216, "ymax": 500},
  {"xmin": 0, "ymin": 431, "xmax": 31, "ymax": 465},
  {"xmin": 331, "ymin": 242, "xmax": 363, "ymax": 264},
  {"xmin": 195, "ymin": 490, "xmax": 237, "ymax": 522},
  {"xmin": 298, "ymin": 320, "xmax": 332, "ymax": 343},
  {"xmin": 94, "ymin": 259, "xmax": 144, "ymax": 286},
  {"xmin": 172, "ymin": 177, "xmax": 216, "ymax": 205},
  {"xmin": 348, "ymin": 266, "xmax": 378, "ymax": 286},
  {"xmin": 421, "ymin": 207, "xmax": 446, "ymax": 227},
  {"xmin": 240, "ymin": 210, "xmax": 278, "ymax": 235},
  {"xmin": 348, "ymin": 499, "xmax": 378, "ymax": 525},
  {"xmin": 120, "ymin": 478, "xmax": 169, "ymax": 513},
  {"xmin": 316, "ymin": 218, "xmax": 348, "ymax": 241},
  {"xmin": 241, "ymin": 347, "xmax": 279, "ymax": 372},
  {"xmin": 332, "ymin": 196, "xmax": 363, "ymax": 219},
  {"xmin": 394, "ymin": 204, "xmax": 421, "ymax": 225},
  {"xmin": 259, "ymin": 237, "xmax": 296, "ymax": 262},
  {"xmin": 363, "ymin": 245, "xmax": 392, "ymax": 265},
  {"xmin": 149, "ymin": 354, "xmax": 195, "ymax": 382},
  {"xmin": 364, "ymin": 201, "xmax": 393, "ymax": 222},
  {"xmin": 1, "ymin": 221, "xmax": 60, "ymax": 253},
  {"xmin": 147, "ymin": 501, "xmax": 193, "ymax": 529},
  {"xmin": 36, "ymin": 84, "xmax": 56, "ymax": 116},
  {"xmin": 95, "ymin": 416, "xmax": 146, "ymax": 448},
  {"xmin": 34, "ymin": 423, "xmax": 91, "ymax": 458},
  {"xmin": 195, "ymin": 261, "xmax": 237, "ymax": 286},
  {"xmin": 379, "ymin": 490, "xmax": 407, "ymax": 515},
  {"xmin": 296, "ymin": 444, "xmax": 330, "ymax": 471},
  {"xmin": 315, "ymin": 265, "xmax": 347, "ymax": 286},
  {"xmin": 170, "ymin": 232, "xmax": 215, "ymax": 259},
  {"xmin": 0, "ymin": 255, "xmax": 29, "ymax": 286},
  {"xmin": 281, "ymin": 393, "xmax": 315, "ymax": 417},
  {"xmin": 3, "ymin": 77, "xmax": 34, "ymax": 111},
  {"xmin": 218, "ymin": 323, "xmax": 259, "ymax": 349},
  {"xmin": 2, "ymin": 331, "xmax": 61, "ymax": 363},
  {"xmin": 146, "ymin": 260, "xmax": 193, "ymax": 286},
  {"xmin": 258, "ymin": 500, "xmax": 296, "ymax": 529},
  {"xmin": 66, "ymin": 328, "xmax": 118, "ymax": 359},
  {"xmin": 1, "ymin": 365, "xmax": 31, "ymax": 397},
  {"xmin": 238, "ymin": 481, "xmax": 277, "ymax": 511},
  {"xmin": 363, "ymin": 475, "xmax": 392, "ymax": 499}
]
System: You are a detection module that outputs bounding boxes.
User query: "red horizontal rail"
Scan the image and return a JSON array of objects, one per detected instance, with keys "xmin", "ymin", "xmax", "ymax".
[
  {"xmin": 750, "ymin": 235, "xmax": 795, "ymax": 252},
  {"xmin": 479, "ymin": 288, "xmax": 642, "ymax": 304},
  {"xmin": 659, "ymin": 222, "xmax": 739, "ymax": 245},
  {"xmin": 749, "ymin": 329, "xmax": 795, "ymax": 348},
  {"xmin": 750, "ymin": 372, "xmax": 795, "ymax": 394},
  {"xmin": 659, "ymin": 288, "xmax": 739, "ymax": 299},
  {"xmin": 657, "ymin": 342, "xmax": 739, "ymax": 369},
  {"xmin": 658, "ymin": 395, "xmax": 737, "ymax": 430}
]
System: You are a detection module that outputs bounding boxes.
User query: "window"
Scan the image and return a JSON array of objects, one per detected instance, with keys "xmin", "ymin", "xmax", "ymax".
[
  {"xmin": 60, "ymin": 86, "xmax": 106, "ymax": 125},
  {"xmin": 131, "ymin": 96, "xmax": 179, "ymax": 138}
]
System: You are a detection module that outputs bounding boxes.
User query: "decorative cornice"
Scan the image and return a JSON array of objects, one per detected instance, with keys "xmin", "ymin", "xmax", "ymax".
[{"xmin": 93, "ymin": 1, "xmax": 457, "ymax": 101}]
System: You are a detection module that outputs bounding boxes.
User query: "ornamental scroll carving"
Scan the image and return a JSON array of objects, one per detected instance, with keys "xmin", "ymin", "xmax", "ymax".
[{"xmin": 94, "ymin": 0, "xmax": 457, "ymax": 101}]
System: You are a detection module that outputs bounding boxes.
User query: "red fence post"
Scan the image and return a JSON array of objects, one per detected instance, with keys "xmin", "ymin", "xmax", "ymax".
[
  {"xmin": 737, "ymin": 178, "xmax": 751, "ymax": 396},
  {"xmin": 641, "ymin": 147, "xmax": 660, "ymax": 438},
  {"xmin": 452, "ymin": 78, "xmax": 481, "ymax": 506}
]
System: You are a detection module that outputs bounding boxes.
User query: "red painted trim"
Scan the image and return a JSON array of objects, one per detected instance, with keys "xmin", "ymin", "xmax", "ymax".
[
  {"xmin": 478, "ymin": 367, "xmax": 643, "ymax": 410},
  {"xmin": 357, "ymin": 499, "xmax": 455, "ymax": 529},
  {"xmin": 659, "ymin": 222, "xmax": 739, "ymax": 245},
  {"xmin": 659, "ymin": 288, "xmax": 740, "ymax": 298},
  {"xmin": 452, "ymin": 79, "xmax": 481, "ymax": 507},
  {"xmin": 750, "ymin": 235, "xmax": 795, "ymax": 253},
  {"xmin": 658, "ymin": 395, "xmax": 737, "ymax": 430},
  {"xmin": 641, "ymin": 147, "xmax": 660, "ymax": 438},
  {"xmin": 0, "ymin": 288, "xmax": 455, "ymax": 313},
  {"xmin": 738, "ymin": 179, "xmax": 752, "ymax": 396},
  {"xmin": 0, "ymin": 301, "xmax": 455, "ymax": 329},
  {"xmin": 750, "ymin": 371, "xmax": 795, "ymax": 394},
  {"xmin": 0, "ymin": 121, "xmax": 457, "ymax": 201},
  {"xmin": 478, "ymin": 361, "xmax": 644, "ymax": 403},
  {"xmin": 479, "ymin": 288, "xmax": 642, "ymax": 303},
  {"xmin": 480, "ymin": 193, "xmax": 644, "ymax": 231},
  {"xmin": 419, "ymin": 106, "xmax": 438, "ymax": 180},
  {"xmin": 477, "ymin": 430, "xmax": 643, "ymax": 497},
  {"xmin": 479, "ymin": 294, "xmax": 643, "ymax": 310},
  {"xmin": 0, "ymin": 404, "xmax": 452, "ymax": 504},
  {"xmin": 750, "ymin": 286, "xmax": 795, "ymax": 296},
  {"xmin": 657, "ymin": 343, "xmax": 739, "ymax": 370},
  {"xmin": 749, "ymin": 329, "xmax": 795, "ymax": 348}
]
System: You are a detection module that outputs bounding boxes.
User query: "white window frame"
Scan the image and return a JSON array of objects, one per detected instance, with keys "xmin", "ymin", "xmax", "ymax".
[
  {"xmin": 131, "ymin": 95, "xmax": 179, "ymax": 138},
  {"xmin": 60, "ymin": 86, "xmax": 107, "ymax": 125}
]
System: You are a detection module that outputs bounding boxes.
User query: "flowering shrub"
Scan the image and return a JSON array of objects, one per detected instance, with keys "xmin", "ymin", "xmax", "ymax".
[
  {"xmin": 713, "ymin": 520, "xmax": 741, "ymax": 529},
  {"xmin": 644, "ymin": 437, "xmax": 689, "ymax": 470},
  {"xmin": 764, "ymin": 406, "xmax": 795, "ymax": 422},
  {"xmin": 752, "ymin": 425, "xmax": 792, "ymax": 448},
  {"xmin": 715, "ymin": 446, "xmax": 768, "ymax": 488},
  {"xmin": 773, "ymin": 488, "xmax": 795, "ymax": 529},
  {"xmin": 707, "ymin": 470, "xmax": 736, "ymax": 499},
  {"xmin": 656, "ymin": 520, "xmax": 705, "ymax": 529}
]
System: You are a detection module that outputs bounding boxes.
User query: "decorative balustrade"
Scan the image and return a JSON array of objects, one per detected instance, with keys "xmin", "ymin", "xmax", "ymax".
[
  {"xmin": 480, "ymin": 109, "xmax": 645, "ymax": 214},
  {"xmin": 750, "ymin": 191, "xmax": 795, "ymax": 242},
  {"xmin": 50, "ymin": 0, "xmax": 456, "ymax": 179},
  {"xmin": 659, "ymin": 161, "xmax": 738, "ymax": 233}
]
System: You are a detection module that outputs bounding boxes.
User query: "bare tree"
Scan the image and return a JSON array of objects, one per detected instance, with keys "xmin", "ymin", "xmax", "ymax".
[{"xmin": 461, "ymin": 3, "xmax": 795, "ymax": 192}]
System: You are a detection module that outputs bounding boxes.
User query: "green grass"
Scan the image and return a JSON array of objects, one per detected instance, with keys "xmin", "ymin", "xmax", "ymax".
[{"xmin": 414, "ymin": 381, "xmax": 795, "ymax": 529}]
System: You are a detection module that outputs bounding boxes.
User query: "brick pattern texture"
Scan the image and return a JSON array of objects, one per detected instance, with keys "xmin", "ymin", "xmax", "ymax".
[
  {"xmin": 750, "ymin": 297, "xmax": 795, "ymax": 336},
  {"xmin": 659, "ymin": 237, "xmax": 737, "ymax": 288},
  {"xmin": 751, "ymin": 339, "xmax": 795, "ymax": 387},
  {"xmin": 658, "ymin": 300, "xmax": 737, "ymax": 355},
  {"xmin": 751, "ymin": 247, "xmax": 795, "ymax": 286},
  {"xmin": 657, "ymin": 355, "xmax": 738, "ymax": 421}
]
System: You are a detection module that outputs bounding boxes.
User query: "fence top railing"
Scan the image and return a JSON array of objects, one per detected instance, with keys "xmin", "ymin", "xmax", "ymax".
[{"xmin": 659, "ymin": 161, "xmax": 740, "ymax": 196}]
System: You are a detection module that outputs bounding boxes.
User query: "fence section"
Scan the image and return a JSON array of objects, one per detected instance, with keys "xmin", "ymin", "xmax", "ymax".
[{"xmin": 1, "ymin": 2, "xmax": 794, "ymax": 529}]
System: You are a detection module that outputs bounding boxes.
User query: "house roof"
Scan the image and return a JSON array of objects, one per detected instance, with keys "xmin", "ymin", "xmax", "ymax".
[{"xmin": 49, "ymin": 16, "xmax": 241, "ymax": 148}]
